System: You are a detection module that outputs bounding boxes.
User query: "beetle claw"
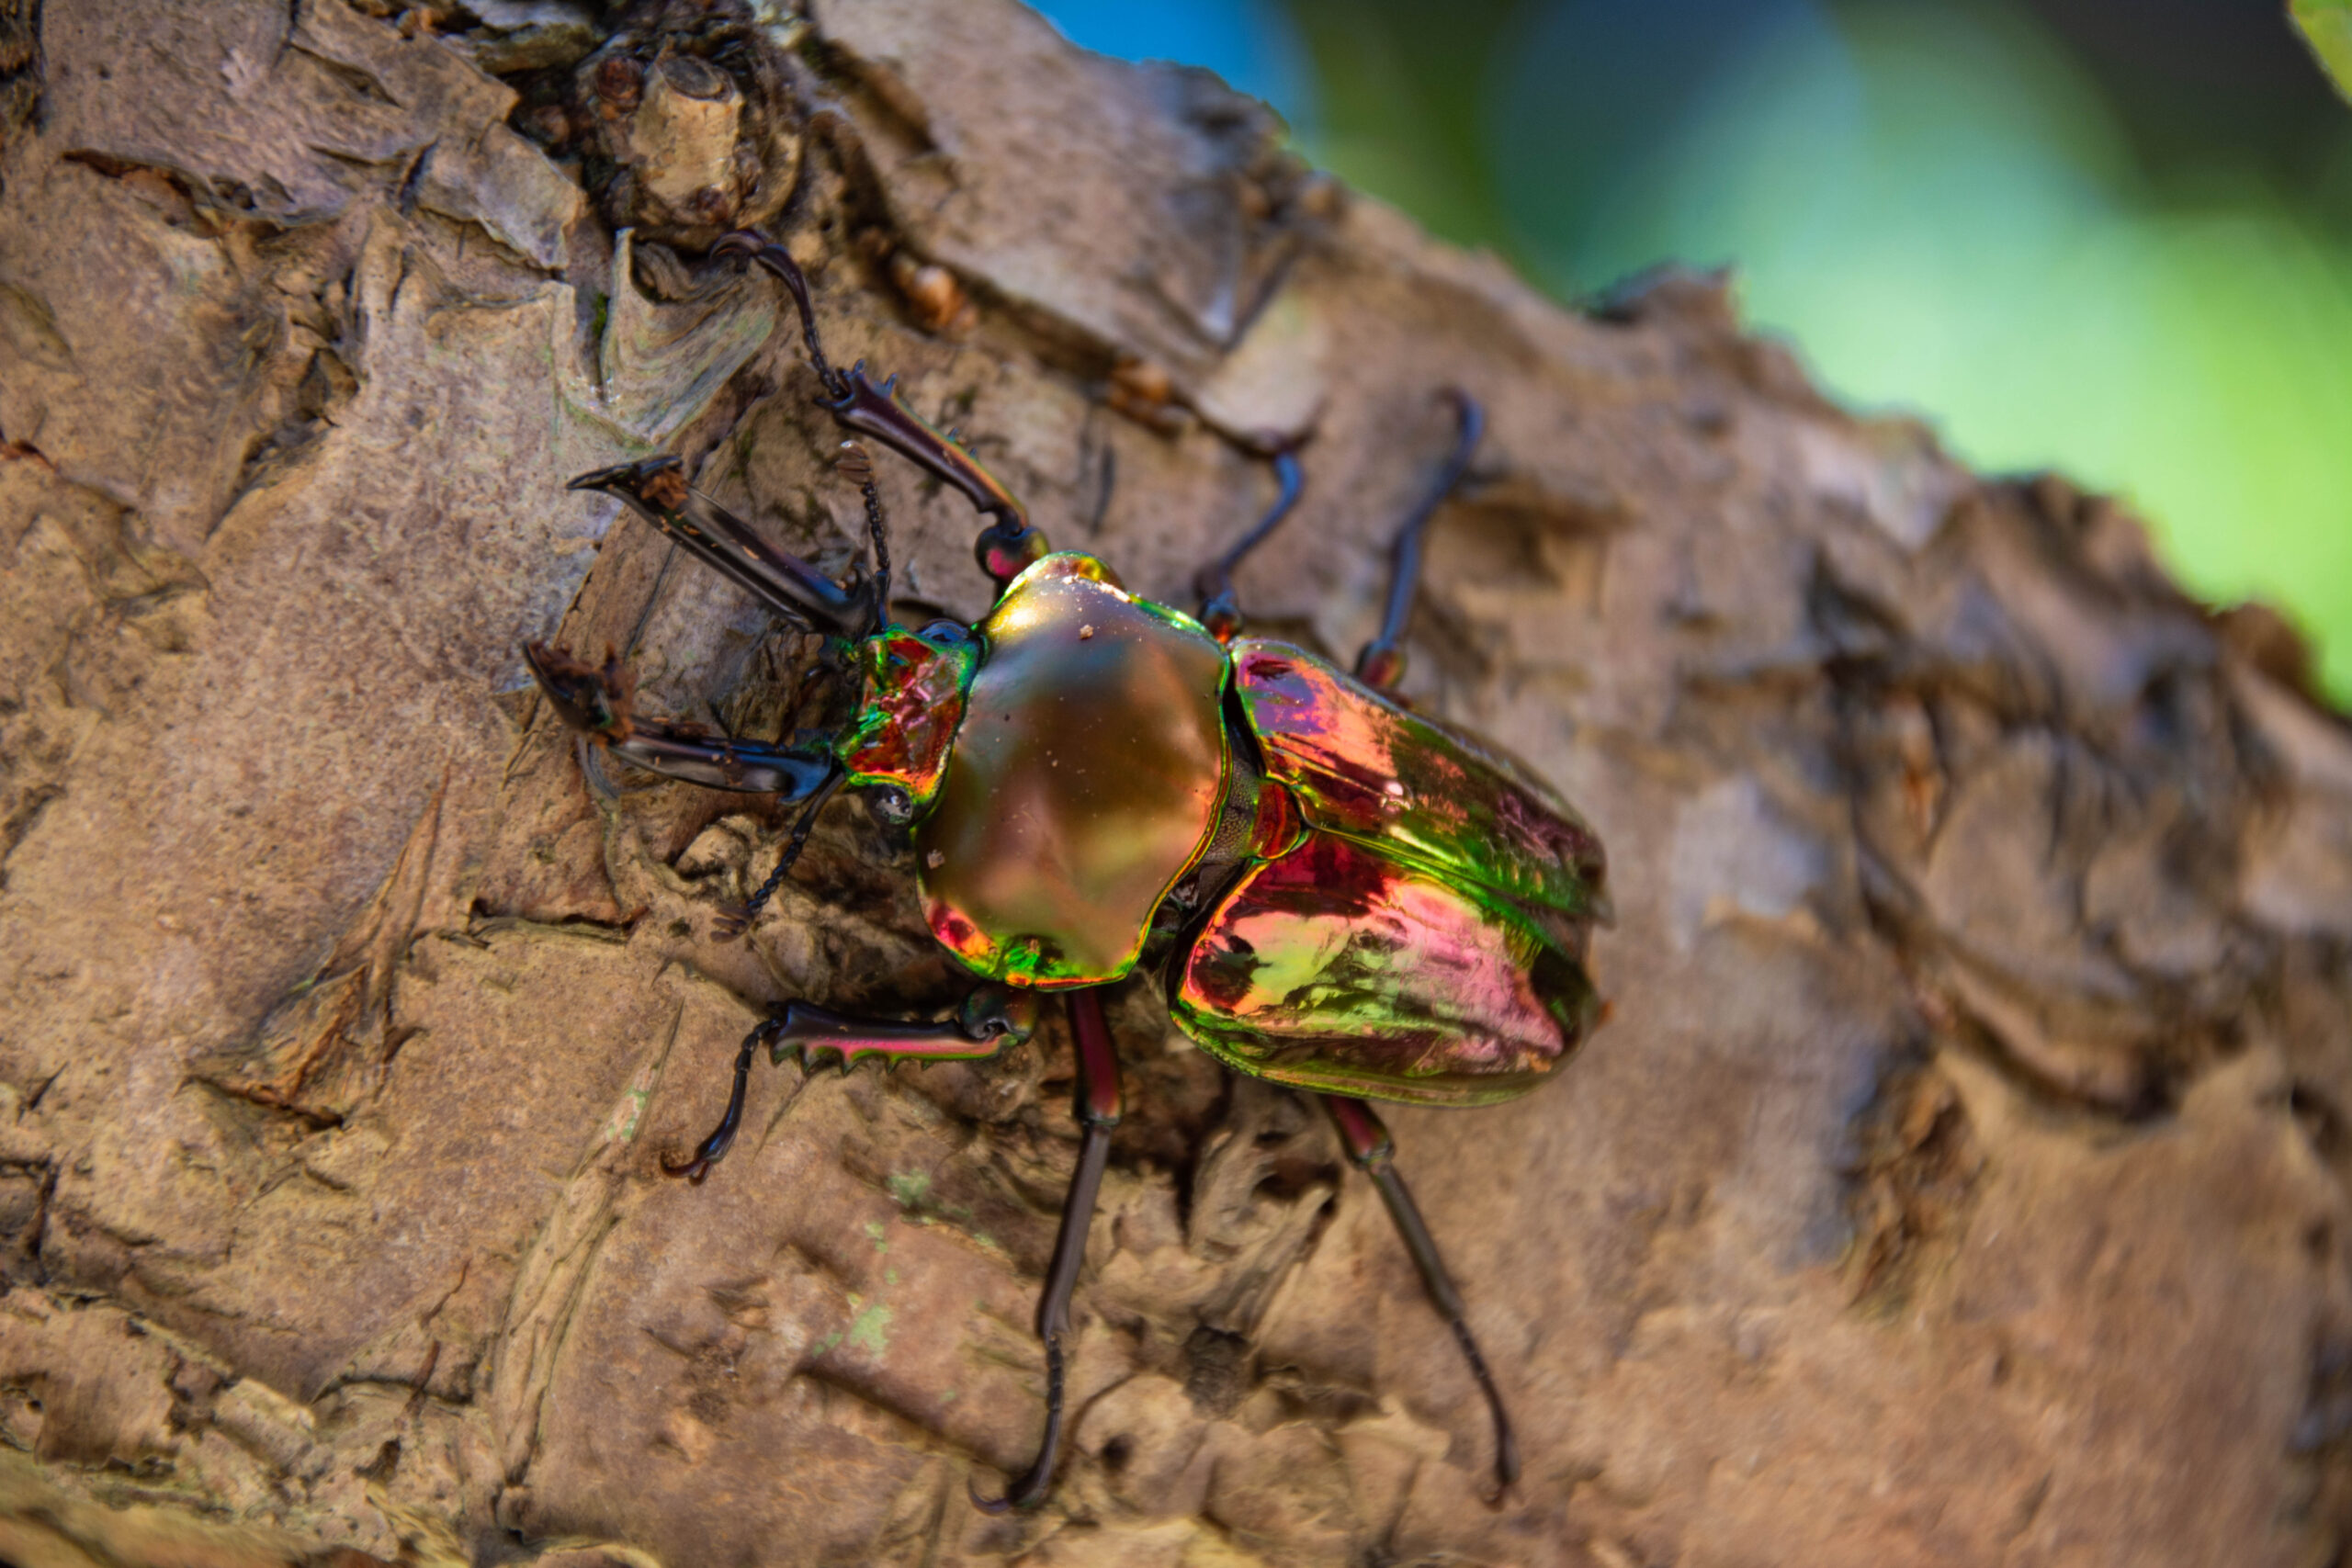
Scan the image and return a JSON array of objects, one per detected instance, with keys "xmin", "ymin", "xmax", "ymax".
[
  {"xmin": 709, "ymin": 230, "xmax": 766, "ymax": 265},
  {"xmin": 659, "ymin": 1150, "xmax": 716, "ymax": 1184},
  {"xmin": 524, "ymin": 641, "xmax": 636, "ymax": 741},
  {"xmin": 567, "ymin": 456, "xmax": 688, "ymax": 502}
]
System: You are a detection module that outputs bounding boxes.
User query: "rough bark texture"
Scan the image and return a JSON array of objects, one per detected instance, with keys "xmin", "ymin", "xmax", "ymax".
[{"xmin": 3, "ymin": 3, "xmax": 2351, "ymax": 1565}]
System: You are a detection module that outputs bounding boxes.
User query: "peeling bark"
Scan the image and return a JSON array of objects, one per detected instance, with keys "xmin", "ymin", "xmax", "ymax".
[{"xmin": 3, "ymin": 3, "xmax": 2351, "ymax": 1565}]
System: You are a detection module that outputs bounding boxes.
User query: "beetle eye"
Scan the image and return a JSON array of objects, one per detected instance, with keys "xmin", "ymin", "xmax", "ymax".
[
  {"xmin": 921, "ymin": 619, "xmax": 976, "ymax": 649},
  {"xmin": 868, "ymin": 785, "xmax": 915, "ymax": 826}
]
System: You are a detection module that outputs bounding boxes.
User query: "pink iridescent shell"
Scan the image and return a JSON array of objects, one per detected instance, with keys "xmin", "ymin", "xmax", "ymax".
[
  {"xmin": 1171, "ymin": 829, "xmax": 1598, "ymax": 1106},
  {"xmin": 1164, "ymin": 641, "xmax": 1608, "ymax": 1106},
  {"xmin": 1228, "ymin": 639, "xmax": 1609, "ymax": 928}
]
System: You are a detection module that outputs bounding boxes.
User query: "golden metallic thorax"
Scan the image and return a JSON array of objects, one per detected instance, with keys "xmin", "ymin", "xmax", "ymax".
[{"xmin": 916, "ymin": 555, "xmax": 1229, "ymax": 987}]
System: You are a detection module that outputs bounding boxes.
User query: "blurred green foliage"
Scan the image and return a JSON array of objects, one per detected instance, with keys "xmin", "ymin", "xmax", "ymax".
[
  {"xmin": 2296, "ymin": 0, "xmax": 2352, "ymax": 101},
  {"xmin": 1036, "ymin": 0, "xmax": 2352, "ymax": 702}
]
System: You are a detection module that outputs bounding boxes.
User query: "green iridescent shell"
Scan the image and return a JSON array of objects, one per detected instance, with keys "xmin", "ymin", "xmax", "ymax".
[
  {"xmin": 1168, "ymin": 641, "xmax": 1608, "ymax": 1107},
  {"xmin": 1227, "ymin": 639, "xmax": 1609, "ymax": 930}
]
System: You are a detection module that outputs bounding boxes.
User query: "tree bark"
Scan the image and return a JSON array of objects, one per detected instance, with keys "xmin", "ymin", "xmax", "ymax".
[{"xmin": 3, "ymin": 3, "xmax": 2351, "ymax": 1565}]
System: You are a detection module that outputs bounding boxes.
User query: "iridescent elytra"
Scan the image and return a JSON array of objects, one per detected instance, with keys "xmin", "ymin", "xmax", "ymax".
[{"xmin": 523, "ymin": 227, "xmax": 1611, "ymax": 1511}]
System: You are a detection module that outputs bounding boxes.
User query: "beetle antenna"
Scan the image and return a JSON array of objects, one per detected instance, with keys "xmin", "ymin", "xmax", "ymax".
[
  {"xmin": 715, "ymin": 767, "xmax": 845, "ymax": 940},
  {"xmin": 836, "ymin": 441, "xmax": 891, "ymax": 633},
  {"xmin": 715, "ymin": 232, "xmax": 895, "ymax": 633}
]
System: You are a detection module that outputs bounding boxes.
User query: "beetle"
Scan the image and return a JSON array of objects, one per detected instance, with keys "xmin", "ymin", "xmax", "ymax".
[{"xmin": 524, "ymin": 228, "xmax": 1611, "ymax": 1511}]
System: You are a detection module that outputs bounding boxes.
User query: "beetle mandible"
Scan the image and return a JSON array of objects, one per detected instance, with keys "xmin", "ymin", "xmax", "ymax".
[{"xmin": 524, "ymin": 228, "xmax": 1611, "ymax": 1510}]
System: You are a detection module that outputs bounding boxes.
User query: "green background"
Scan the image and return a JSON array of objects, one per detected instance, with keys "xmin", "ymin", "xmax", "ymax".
[{"xmin": 1034, "ymin": 0, "xmax": 2352, "ymax": 703}]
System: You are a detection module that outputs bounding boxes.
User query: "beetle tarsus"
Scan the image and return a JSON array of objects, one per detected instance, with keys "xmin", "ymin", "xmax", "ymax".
[
  {"xmin": 1321, "ymin": 1093, "xmax": 1521, "ymax": 1503},
  {"xmin": 714, "ymin": 229, "xmax": 847, "ymax": 400},
  {"xmin": 978, "ymin": 989, "xmax": 1124, "ymax": 1510},
  {"xmin": 575, "ymin": 735, "xmax": 618, "ymax": 803},
  {"xmin": 661, "ymin": 1017, "xmax": 775, "ymax": 1183},
  {"xmin": 835, "ymin": 441, "xmax": 893, "ymax": 630},
  {"xmin": 1354, "ymin": 389, "xmax": 1485, "ymax": 692},
  {"xmin": 1195, "ymin": 447, "xmax": 1306, "ymax": 641},
  {"xmin": 970, "ymin": 1335, "xmax": 1066, "ymax": 1513},
  {"xmin": 1452, "ymin": 1315, "xmax": 1523, "ymax": 1508}
]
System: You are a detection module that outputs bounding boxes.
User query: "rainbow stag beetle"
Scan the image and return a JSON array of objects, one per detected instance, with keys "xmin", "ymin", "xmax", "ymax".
[{"xmin": 524, "ymin": 227, "xmax": 1611, "ymax": 1510}]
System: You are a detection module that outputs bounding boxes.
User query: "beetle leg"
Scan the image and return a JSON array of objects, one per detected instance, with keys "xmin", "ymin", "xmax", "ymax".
[
  {"xmin": 1353, "ymin": 389, "xmax": 1485, "ymax": 692},
  {"xmin": 662, "ymin": 986, "xmax": 1040, "ymax": 1184},
  {"xmin": 715, "ymin": 230, "xmax": 1050, "ymax": 591},
  {"xmin": 1320, "ymin": 1093, "xmax": 1521, "ymax": 1506},
  {"xmin": 975, "ymin": 987, "xmax": 1124, "ymax": 1513},
  {"xmin": 829, "ymin": 367, "xmax": 1051, "ymax": 588},
  {"xmin": 1193, "ymin": 448, "xmax": 1305, "ymax": 643},
  {"xmin": 568, "ymin": 459, "xmax": 880, "ymax": 637}
]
